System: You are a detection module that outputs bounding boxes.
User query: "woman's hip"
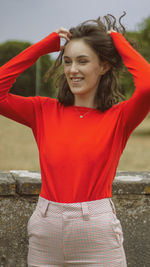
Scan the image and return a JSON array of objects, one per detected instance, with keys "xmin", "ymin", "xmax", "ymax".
[{"xmin": 27, "ymin": 197, "xmax": 127, "ymax": 266}]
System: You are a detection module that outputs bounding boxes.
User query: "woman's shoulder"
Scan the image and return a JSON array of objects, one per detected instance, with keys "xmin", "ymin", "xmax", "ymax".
[
  {"xmin": 108, "ymin": 101, "xmax": 126, "ymax": 113},
  {"xmin": 33, "ymin": 96, "xmax": 58, "ymax": 105},
  {"xmin": 35, "ymin": 96, "xmax": 64, "ymax": 111}
]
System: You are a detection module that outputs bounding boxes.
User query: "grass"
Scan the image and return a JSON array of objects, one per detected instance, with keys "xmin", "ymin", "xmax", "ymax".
[{"xmin": 0, "ymin": 114, "xmax": 150, "ymax": 172}]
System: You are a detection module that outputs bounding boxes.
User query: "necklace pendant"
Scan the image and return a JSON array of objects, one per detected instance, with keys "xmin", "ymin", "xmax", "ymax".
[{"xmin": 80, "ymin": 115, "xmax": 84, "ymax": 118}]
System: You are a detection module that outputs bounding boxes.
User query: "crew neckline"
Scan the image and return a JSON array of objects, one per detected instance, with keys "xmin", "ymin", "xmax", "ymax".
[{"xmin": 72, "ymin": 105, "xmax": 98, "ymax": 111}]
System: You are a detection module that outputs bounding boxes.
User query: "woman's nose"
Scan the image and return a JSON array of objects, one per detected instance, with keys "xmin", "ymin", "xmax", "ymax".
[{"xmin": 70, "ymin": 63, "xmax": 79, "ymax": 73}]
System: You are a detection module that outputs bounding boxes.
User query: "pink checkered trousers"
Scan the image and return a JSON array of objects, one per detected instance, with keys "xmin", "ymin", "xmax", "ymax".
[{"xmin": 27, "ymin": 196, "xmax": 127, "ymax": 266}]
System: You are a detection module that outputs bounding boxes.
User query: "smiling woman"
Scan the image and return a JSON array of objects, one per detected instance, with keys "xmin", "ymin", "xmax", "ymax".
[
  {"xmin": 0, "ymin": 12, "xmax": 150, "ymax": 267},
  {"xmin": 45, "ymin": 16, "xmax": 125, "ymax": 111},
  {"xmin": 63, "ymin": 39, "xmax": 109, "ymax": 108}
]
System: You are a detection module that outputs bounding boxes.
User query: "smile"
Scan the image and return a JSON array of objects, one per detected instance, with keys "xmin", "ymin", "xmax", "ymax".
[{"xmin": 70, "ymin": 77, "xmax": 84, "ymax": 82}]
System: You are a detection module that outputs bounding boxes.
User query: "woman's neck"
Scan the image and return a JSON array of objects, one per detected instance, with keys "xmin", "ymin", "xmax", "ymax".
[{"xmin": 74, "ymin": 96, "xmax": 97, "ymax": 109}]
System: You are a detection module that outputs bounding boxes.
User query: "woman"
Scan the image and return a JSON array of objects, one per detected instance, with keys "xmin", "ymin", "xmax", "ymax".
[{"xmin": 0, "ymin": 13, "xmax": 150, "ymax": 266}]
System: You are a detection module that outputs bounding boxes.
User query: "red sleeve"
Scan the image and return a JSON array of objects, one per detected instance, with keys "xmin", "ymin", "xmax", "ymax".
[
  {"xmin": 0, "ymin": 32, "xmax": 60, "ymax": 128},
  {"xmin": 110, "ymin": 32, "xmax": 150, "ymax": 140}
]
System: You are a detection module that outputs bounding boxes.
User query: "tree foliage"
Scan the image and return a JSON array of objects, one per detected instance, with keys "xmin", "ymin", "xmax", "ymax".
[
  {"xmin": 0, "ymin": 40, "xmax": 55, "ymax": 97},
  {"xmin": 119, "ymin": 16, "xmax": 150, "ymax": 99}
]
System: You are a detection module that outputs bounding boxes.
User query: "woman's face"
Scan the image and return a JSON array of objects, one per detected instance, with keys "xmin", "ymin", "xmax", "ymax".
[{"xmin": 63, "ymin": 39, "xmax": 108, "ymax": 101}]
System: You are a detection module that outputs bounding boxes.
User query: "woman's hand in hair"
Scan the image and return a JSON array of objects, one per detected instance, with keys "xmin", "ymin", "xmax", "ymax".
[
  {"xmin": 107, "ymin": 29, "xmax": 117, "ymax": 34},
  {"xmin": 56, "ymin": 27, "xmax": 72, "ymax": 49}
]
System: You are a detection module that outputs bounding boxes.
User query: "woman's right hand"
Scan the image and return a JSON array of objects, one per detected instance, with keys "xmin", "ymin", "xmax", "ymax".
[{"xmin": 56, "ymin": 27, "xmax": 72, "ymax": 50}]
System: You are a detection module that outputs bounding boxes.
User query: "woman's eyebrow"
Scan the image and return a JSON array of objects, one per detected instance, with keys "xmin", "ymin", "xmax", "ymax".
[{"xmin": 64, "ymin": 55, "xmax": 89, "ymax": 59}]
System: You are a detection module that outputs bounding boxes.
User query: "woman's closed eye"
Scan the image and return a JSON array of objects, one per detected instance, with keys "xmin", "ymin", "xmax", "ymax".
[
  {"xmin": 79, "ymin": 60, "xmax": 88, "ymax": 64},
  {"xmin": 64, "ymin": 60, "xmax": 71, "ymax": 65},
  {"xmin": 64, "ymin": 60, "xmax": 88, "ymax": 65}
]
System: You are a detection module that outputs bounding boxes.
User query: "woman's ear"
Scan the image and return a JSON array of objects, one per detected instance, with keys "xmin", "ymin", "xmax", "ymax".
[{"xmin": 99, "ymin": 62, "xmax": 110, "ymax": 75}]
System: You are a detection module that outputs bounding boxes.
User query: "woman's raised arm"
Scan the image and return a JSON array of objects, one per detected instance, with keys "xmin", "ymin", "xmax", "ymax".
[
  {"xmin": 0, "ymin": 31, "xmax": 60, "ymax": 128},
  {"xmin": 110, "ymin": 32, "xmax": 150, "ymax": 139}
]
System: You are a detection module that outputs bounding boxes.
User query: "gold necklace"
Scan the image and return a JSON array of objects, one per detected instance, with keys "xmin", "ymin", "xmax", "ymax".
[{"xmin": 74, "ymin": 107, "xmax": 94, "ymax": 119}]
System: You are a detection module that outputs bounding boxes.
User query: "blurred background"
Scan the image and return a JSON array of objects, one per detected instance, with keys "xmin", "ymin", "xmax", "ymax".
[{"xmin": 0, "ymin": 0, "xmax": 150, "ymax": 171}]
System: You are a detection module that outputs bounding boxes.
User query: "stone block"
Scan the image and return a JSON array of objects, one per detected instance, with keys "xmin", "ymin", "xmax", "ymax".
[
  {"xmin": 10, "ymin": 170, "xmax": 41, "ymax": 195},
  {"xmin": 0, "ymin": 172, "xmax": 15, "ymax": 195},
  {"xmin": 113, "ymin": 171, "xmax": 150, "ymax": 195}
]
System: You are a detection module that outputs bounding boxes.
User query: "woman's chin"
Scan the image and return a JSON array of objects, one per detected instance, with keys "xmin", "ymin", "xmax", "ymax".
[{"xmin": 70, "ymin": 88, "xmax": 87, "ymax": 95}]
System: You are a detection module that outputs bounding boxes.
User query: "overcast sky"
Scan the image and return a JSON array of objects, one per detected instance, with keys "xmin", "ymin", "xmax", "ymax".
[{"xmin": 0, "ymin": 0, "xmax": 150, "ymax": 45}]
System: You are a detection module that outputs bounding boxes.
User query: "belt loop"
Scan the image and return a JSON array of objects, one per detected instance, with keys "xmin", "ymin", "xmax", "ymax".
[
  {"xmin": 41, "ymin": 199, "xmax": 49, "ymax": 217},
  {"xmin": 109, "ymin": 198, "xmax": 116, "ymax": 215},
  {"xmin": 81, "ymin": 202, "xmax": 89, "ymax": 221}
]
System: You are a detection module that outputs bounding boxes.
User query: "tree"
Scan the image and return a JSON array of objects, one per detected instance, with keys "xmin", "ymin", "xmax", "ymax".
[
  {"xmin": 118, "ymin": 17, "xmax": 150, "ymax": 100},
  {"xmin": 0, "ymin": 40, "xmax": 56, "ymax": 97},
  {"xmin": 138, "ymin": 17, "xmax": 150, "ymax": 61}
]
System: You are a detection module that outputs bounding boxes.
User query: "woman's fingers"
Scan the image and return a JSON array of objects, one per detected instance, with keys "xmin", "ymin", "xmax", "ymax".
[
  {"xmin": 56, "ymin": 27, "xmax": 71, "ymax": 36},
  {"xmin": 107, "ymin": 29, "xmax": 117, "ymax": 34},
  {"xmin": 56, "ymin": 27, "xmax": 72, "ymax": 42},
  {"xmin": 59, "ymin": 33, "xmax": 71, "ymax": 42},
  {"xmin": 56, "ymin": 27, "xmax": 70, "ymax": 34}
]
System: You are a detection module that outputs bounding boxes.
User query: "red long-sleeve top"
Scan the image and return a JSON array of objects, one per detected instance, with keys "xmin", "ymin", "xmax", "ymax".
[{"xmin": 0, "ymin": 32, "xmax": 150, "ymax": 203}]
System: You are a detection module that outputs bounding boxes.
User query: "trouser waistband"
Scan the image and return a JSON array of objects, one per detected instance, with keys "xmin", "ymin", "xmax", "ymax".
[{"xmin": 37, "ymin": 196, "xmax": 116, "ymax": 221}]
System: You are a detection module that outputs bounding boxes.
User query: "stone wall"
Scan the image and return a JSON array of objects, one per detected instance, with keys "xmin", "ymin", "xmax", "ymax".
[{"xmin": 0, "ymin": 170, "xmax": 150, "ymax": 267}]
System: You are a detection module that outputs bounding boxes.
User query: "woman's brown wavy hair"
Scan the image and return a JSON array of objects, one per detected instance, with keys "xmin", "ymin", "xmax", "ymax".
[{"xmin": 44, "ymin": 12, "xmax": 127, "ymax": 111}]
